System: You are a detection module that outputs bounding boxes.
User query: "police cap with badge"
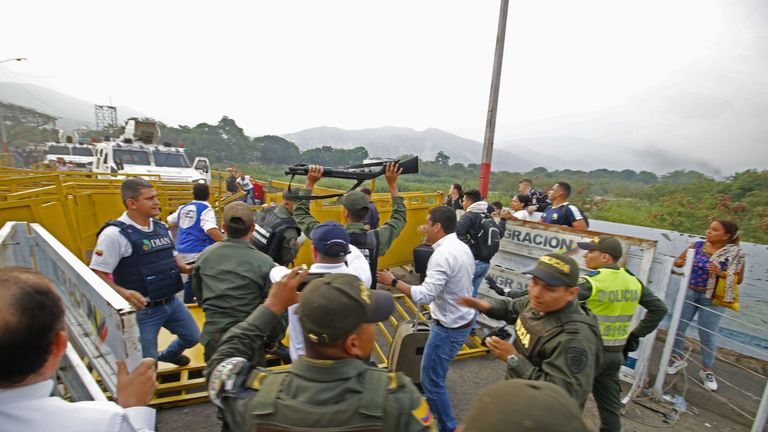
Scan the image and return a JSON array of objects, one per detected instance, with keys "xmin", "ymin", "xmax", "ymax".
[{"xmin": 577, "ymin": 235, "xmax": 623, "ymax": 260}]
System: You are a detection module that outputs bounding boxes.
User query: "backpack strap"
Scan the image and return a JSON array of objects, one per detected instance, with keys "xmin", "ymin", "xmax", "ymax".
[
  {"xmin": 250, "ymin": 372, "xmax": 289, "ymax": 415},
  {"xmin": 358, "ymin": 368, "xmax": 389, "ymax": 418}
]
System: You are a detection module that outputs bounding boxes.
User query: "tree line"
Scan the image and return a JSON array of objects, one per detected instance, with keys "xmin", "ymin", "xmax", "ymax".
[{"xmin": 4, "ymin": 111, "xmax": 766, "ymax": 243}]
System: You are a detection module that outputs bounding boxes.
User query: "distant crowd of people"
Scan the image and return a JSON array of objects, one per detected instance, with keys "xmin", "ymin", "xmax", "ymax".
[{"xmin": 0, "ymin": 169, "xmax": 747, "ymax": 432}]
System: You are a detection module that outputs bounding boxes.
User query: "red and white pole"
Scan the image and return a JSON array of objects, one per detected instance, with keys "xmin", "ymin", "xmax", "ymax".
[{"xmin": 479, "ymin": 0, "xmax": 509, "ymax": 198}]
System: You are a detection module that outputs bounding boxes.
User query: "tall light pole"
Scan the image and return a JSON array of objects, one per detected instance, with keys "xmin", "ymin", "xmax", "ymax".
[
  {"xmin": 479, "ymin": 0, "xmax": 509, "ymax": 198},
  {"xmin": 0, "ymin": 57, "xmax": 28, "ymax": 153}
]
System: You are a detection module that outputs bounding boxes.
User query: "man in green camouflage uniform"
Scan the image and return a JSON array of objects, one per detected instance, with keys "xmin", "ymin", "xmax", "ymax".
[
  {"xmin": 292, "ymin": 162, "xmax": 406, "ymax": 285},
  {"xmin": 459, "ymin": 253, "xmax": 603, "ymax": 410},
  {"xmin": 192, "ymin": 201, "xmax": 276, "ymax": 362},
  {"xmin": 207, "ymin": 270, "xmax": 436, "ymax": 432}
]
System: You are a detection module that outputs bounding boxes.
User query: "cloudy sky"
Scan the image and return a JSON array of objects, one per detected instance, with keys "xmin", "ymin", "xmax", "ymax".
[{"xmin": 1, "ymin": 0, "xmax": 766, "ymax": 173}]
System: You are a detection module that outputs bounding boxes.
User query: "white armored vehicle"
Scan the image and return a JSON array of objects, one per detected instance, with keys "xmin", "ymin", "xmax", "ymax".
[{"xmin": 92, "ymin": 119, "xmax": 211, "ymax": 183}]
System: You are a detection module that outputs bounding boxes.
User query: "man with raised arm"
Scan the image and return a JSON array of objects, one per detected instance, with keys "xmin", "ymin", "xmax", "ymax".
[
  {"xmin": 293, "ymin": 162, "xmax": 406, "ymax": 286},
  {"xmin": 207, "ymin": 270, "xmax": 436, "ymax": 432}
]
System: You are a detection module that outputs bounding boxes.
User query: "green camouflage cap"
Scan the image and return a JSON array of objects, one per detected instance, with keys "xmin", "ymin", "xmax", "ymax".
[
  {"xmin": 298, "ymin": 273, "xmax": 394, "ymax": 344},
  {"xmin": 461, "ymin": 379, "xmax": 590, "ymax": 432},
  {"xmin": 577, "ymin": 235, "xmax": 623, "ymax": 259},
  {"xmin": 337, "ymin": 190, "xmax": 370, "ymax": 213},
  {"xmin": 222, "ymin": 201, "xmax": 254, "ymax": 226},
  {"xmin": 282, "ymin": 188, "xmax": 298, "ymax": 201},
  {"xmin": 525, "ymin": 253, "xmax": 580, "ymax": 287}
]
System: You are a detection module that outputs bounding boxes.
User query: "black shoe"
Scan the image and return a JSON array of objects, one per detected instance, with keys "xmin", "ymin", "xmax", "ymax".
[{"xmin": 165, "ymin": 354, "xmax": 191, "ymax": 367}]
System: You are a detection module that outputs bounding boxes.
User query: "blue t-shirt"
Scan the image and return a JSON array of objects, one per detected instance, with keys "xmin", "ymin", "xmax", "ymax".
[{"xmin": 542, "ymin": 202, "xmax": 587, "ymax": 227}]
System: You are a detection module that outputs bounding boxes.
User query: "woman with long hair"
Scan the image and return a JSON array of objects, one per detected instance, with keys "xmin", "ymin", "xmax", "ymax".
[
  {"xmin": 444, "ymin": 183, "xmax": 464, "ymax": 211},
  {"xmin": 667, "ymin": 219, "xmax": 746, "ymax": 391}
]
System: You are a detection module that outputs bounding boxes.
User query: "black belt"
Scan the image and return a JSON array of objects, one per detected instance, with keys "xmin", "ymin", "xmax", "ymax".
[
  {"xmin": 434, "ymin": 319, "xmax": 473, "ymax": 330},
  {"xmin": 147, "ymin": 296, "xmax": 174, "ymax": 307}
]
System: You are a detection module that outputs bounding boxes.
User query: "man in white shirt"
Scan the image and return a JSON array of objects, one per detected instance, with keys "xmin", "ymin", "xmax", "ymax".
[
  {"xmin": 270, "ymin": 221, "xmax": 372, "ymax": 361},
  {"xmin": 377, "ymin": 206, "xmax": 475, "ymax": 432},
  {"xmin": 90, "ymin": 177, "xmax": 199, "ymax": 365},
  {"xmin": 0, "ymin": 268, "xmax": 157, "ymax": 432},
  {"xmin": 235, "ymin": 170, "xmax": 254, "ymax": 204}
]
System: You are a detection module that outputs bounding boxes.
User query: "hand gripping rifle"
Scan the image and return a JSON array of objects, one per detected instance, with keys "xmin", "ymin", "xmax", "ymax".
[{"xmin": 285, "ymin": 156, "xmax": 419, "ymax": 200}]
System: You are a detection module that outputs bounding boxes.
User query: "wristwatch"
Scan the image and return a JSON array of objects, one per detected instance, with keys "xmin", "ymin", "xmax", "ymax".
[
  {"xmin": 506, "ymin": 354, "xmax": 519, "ymax": 367},
  {"xmin": 390, "ymin": 278, "xmax": 400, "ymax": 288}
]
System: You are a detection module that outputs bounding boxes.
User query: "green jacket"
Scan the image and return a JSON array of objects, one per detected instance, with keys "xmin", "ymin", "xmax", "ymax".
[
  {"xmin": 274, "ymin": 203, "xmax": 301, "ymax": 265},
  {"xmin": 577, "ymin": 264, "xmax": 668, "ymax": 351},
  {"xmin": 208, "ymin": 306, "xmax": 435, "ymax": 432},
  {"xmin": 484, "ymin": 296, "xmax": 602, "ymax": 410},
  {"xmin": 294, "ymin": 187, "xmax": 407, "ymax": 256},
  {"xmin": 192, "ymin": 238, "xmax": 274, "ymax": 334}
]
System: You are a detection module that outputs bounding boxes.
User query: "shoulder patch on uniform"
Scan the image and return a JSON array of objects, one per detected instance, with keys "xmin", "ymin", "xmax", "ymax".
[
  {"xmin": 586, "ymin": 270, "xmax": 600, "ymax": 276},
  {"xmin": 208, "ymin": 357, "xmax": 249, "ymax": 408},
  {"xmin": 566, "ymin": 346, "xmax": 588, "ymax": 374},
  {"xmin": 411, "ymin": 398, "xmax": 434, "ymax": 426},
  {"xmin": 94, "ymin": 249, "xmax": 104, "ymax": 256}
]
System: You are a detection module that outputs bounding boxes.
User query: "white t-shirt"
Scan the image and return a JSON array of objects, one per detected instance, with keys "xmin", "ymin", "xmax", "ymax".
[
  {"xmin": 269, "ymin": 245, "xmax": 372, "ymax": 361},
  {"xmin": 235, "ymin": 176, "xmax": 253, "ymax": 191},
  {"xmin": 90, "ymin": 212, "xmax": 176, "ymax": 274},
  {"xmin": 512, "ymin": 209, "xmax": 531, "ymax": 221}
]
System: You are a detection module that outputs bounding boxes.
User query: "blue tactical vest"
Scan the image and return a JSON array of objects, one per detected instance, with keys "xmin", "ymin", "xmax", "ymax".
[
  {"xmin": 103, "ymin": 220, "xmax": 182, "ymax": 300},
  {"xmin": 176, "ymin": 201, "xmax": 216, "ymax": 254}
]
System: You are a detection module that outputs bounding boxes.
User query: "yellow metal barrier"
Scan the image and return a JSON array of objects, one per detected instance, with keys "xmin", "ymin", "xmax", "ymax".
[{"xmin": 1, "ymin": 170, "xmax": 488, "ymax": 407}]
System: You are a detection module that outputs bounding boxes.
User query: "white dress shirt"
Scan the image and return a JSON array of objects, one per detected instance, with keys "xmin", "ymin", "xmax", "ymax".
[
  {"xmin": 410, "ymin": 233, "xmax": 476, "ymax": 327},
  {"xmin": 269, "ymin": 245, "xmax": 372, "ymax": 361},
  {"xmin": 0, "ymin": 380, "xmax": 155, "ymax": 432}
]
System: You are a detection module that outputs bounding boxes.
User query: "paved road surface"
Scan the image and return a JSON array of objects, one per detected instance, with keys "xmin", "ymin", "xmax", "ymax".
[{"xmin": 157, "ymin": 339, "xmax": 759, "ymax": 431}]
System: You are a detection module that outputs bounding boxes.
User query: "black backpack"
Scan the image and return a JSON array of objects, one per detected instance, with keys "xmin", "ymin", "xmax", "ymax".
[
  {"xmin": 251, "ymin": 206, "xmax": 300, "ymax": 264},
  {"xmin": 473, "ymin": 213, "xmax": 501, "ymax": 261}
]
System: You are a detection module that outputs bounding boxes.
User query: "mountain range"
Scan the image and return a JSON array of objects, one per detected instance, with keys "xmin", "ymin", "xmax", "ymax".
[
  {"xmin": 0, "ymin": 82, "xmax": 144, "ymax": 130},
  {"xmin": 2, "ymin": 81, "xmax": 760, "ymax": 175}
]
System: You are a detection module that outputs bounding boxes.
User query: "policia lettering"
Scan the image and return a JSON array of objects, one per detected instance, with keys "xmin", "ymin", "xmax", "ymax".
[{"xmin": 583, "ymin": 268, "xmax": 642, "ymax": 347}]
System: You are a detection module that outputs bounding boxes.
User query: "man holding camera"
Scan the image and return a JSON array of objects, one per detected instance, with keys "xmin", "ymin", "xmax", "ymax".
[
  {"xmin": 577, "ymin": 236, "xmax": 667, "ymax": 432},
  {"xmin": 459, "ymin": 253, "xmax": 602, "ymax": 410},
  {"xmin": 207, "ymin": 270, "xmax": 435, "ymax": 432}
]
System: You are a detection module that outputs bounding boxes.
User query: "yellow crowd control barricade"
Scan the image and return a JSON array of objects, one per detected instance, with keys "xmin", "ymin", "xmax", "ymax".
[{"xmin": 1, "ymin": 170, "xmax": 487, "ymax": 407}]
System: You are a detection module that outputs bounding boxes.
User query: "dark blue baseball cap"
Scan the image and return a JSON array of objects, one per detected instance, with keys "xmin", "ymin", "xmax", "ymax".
[{"xmin": 310, "ymin": 221, "xmax": 350, "ymax": 258}]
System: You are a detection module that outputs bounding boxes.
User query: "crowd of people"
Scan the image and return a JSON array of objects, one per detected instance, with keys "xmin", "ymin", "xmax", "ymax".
[{"xmin": 0, "ymin": 170, "xmax": 748, "ymax": 432}]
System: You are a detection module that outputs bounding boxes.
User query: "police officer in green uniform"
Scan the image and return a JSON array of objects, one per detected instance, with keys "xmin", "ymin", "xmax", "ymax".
[
  {"xmin": 293, "ymin": 162, "xmax": 406, "ymax": 285},
  {"xmin": 207, "ymin": 270, "xmax": 437, "ymax": 432},
  {"xmin": 577, "ymin": 235, "xmax": 667, "ymax": 432},
  {"xmin": 459, "ymin": 253, "xmax": 602, "ymax": 410},
  {"xmin": 192, "ymin": 202, "xmax": 276, "ymax": 362}
]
